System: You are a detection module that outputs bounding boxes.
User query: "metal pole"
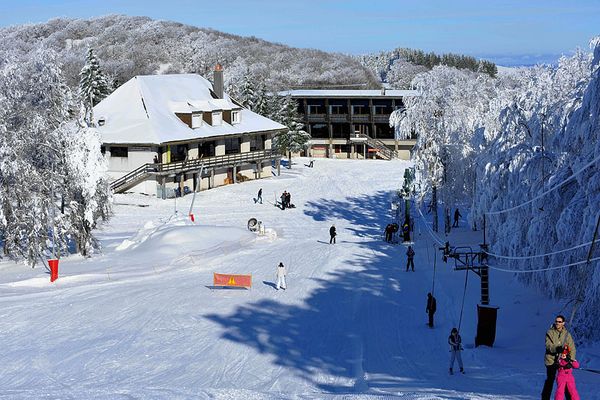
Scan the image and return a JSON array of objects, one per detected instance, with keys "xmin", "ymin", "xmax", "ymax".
[{"xmin": 483, "ymin": 214, "xmax": 487, "ymax": 246}]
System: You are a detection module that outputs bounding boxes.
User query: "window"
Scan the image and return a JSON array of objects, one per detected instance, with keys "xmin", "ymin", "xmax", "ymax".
[
  {"xmin": 97, "ymin": 118, "xmax": 106, "ymax": 126},
  {"xmin": 250, "ymin": 135, "xmax": 263, "ymax": 151},
  {"xmin": 231, "ymin": 111, "xmax": 241, "ymax": 124},
  {"xmin": 192, "ymin": 113, "xmax": 202, "ymax": 128},
  {"xmin": 351, "ymin": 99, "xmax": 370, "ymax": 115},
  {"xmin": 212, "ymin": 111, "xmax": 223, "ymax": 126},
  {"xmin": 200, "ymin": 141, "xmax": 215, "ymax": 157},
  {"xmin": 310, "ymin": 123, "xmax": 329, "ymax": 139},
  {"xmin": 225, "ymin": 137, "xmax": 241, "ymax": 154},
  {"xmin": 111, "ymin": 146, "xmax": 128, "ymax": 157},
  {"xmin": 331, "ymin": 124, "xmax": 348, "ymax": 139},
  {"xmin": 100, "ymin": 146, "xmax": 106, "ymax": 154},
  {"xmin": 171, "ymin": 145, "xmax": 188, "ymax": 162}
]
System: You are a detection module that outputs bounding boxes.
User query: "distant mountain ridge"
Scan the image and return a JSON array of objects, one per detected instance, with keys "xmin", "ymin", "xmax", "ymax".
[{"xmin": 0, "ymin": 15, "xmax": 381, "ymax": 92}]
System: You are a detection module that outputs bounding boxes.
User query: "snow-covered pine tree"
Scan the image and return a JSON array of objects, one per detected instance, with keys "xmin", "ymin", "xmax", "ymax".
[
  {"xmin": 272, "ymin": 95, "xmax": 310, "ymax": 167},
  {"xmin": 79, "ymin": 47, "xmax": 111, "ymax": 126},
  {"xmin": 253, "ymin": 82, "xmax": 272, "ymax": 118},
  {"xmin": 239, "ymin": 70, "xmax": 257, "ymax": 111}
]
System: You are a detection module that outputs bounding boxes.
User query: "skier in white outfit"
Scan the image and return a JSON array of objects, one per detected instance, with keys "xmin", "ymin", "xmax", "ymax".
[{"xmin": 276, "ymin": 262, "xmax": 287, "ymax": 290}]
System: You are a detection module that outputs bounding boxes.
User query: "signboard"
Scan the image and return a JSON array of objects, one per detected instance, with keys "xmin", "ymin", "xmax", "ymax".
[{"xmin": 213, "ymin": 273, "xmax": 252, "ymax": 288}]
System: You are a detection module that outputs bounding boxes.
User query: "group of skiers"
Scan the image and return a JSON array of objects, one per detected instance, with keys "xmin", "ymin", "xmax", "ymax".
[
  {"xmin": 279, "ymin": 191, "xmax": 293, "ymax": 209},
  {"xmin": 253, "ymin": 188, "xmax": 293, "ymax": 209}
]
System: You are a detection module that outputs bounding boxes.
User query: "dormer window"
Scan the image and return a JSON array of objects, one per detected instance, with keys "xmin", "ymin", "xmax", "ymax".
[
  {"xmin": 191, "ymin": 112, "xmax": 202, "ymax": 128},
  {"xmin": 97, "ymin": 117, "xmax": 106, "ymax": 126},
  {"xmin": 232, "ymin": 110, "xmax": 241, "ymax": 124},
  {"xmin": 212, "ymin": 111, "xmax": 222, "ymax": 126}
]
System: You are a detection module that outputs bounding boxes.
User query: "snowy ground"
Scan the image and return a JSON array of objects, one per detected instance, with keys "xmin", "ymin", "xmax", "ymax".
[{"xmin": 0, "ymin": 158, "xmax": 598, "ymax": 399}]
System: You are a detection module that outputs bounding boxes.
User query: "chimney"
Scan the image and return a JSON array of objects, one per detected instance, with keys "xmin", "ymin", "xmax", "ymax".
[
  {"xmin": 380, "ymin": 86, "xmax": 386, "ymax": 95},
  {"xmin": 214, "ymin": 63, "xmax": 224, "ymax": 99}
]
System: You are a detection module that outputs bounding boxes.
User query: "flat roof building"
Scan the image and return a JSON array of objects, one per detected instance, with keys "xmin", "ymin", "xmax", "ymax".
[{"xmin": 280, "ymin": 89, "xmax": 419, "ymax": 160}]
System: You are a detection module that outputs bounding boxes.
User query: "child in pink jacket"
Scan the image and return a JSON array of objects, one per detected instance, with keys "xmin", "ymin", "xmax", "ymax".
[{"xmin": 555, "ymin": 345, "xmax": 580, "ymax": 400}]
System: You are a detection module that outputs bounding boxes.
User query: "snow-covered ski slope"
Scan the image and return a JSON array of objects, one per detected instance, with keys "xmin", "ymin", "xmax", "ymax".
[{"xmin": 0, "ymin": 158, "xmax": 598, "ymax": 399}]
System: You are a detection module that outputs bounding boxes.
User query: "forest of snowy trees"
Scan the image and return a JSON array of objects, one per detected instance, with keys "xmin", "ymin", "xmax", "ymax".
[
  {"xmin": 0, "ymin": 48, "xmax": 111, "ymax": 266},
  {"xmin": 357, "ymin": 48, "xmax": 497, "ymax": 89},
  {"xmin": 0, "ymin": 15, "xmax": 380, "ymax": 95},
  {"xmin": 391, "ymin": 39, "xmax": 600, "ymax": 340}
]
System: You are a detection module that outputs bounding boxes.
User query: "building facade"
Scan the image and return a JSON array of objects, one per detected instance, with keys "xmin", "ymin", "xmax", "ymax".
[
  {"xmin": 281, "ymin": 89, "xmax": 418, "ymax": 160},
  {"xmin": 94, "ymin": 67, "xmax": 287, "ymax": 197}
]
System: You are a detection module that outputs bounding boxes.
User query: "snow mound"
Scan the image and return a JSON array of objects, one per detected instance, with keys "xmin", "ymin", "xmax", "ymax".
[{"xmin": 116, "ymin": 214, "xmax": 256, "ymax": 261}]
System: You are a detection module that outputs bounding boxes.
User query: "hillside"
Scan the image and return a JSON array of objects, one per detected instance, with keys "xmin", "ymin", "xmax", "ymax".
[{"xmin": 0, "ymin": 15, "xmax": 380, "ymax": 92}]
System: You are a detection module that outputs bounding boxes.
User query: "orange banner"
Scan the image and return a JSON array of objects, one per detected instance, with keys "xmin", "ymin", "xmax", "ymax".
[{"xmin": 213, "ymin": 273, "xmax": 252, "ymax": 288}]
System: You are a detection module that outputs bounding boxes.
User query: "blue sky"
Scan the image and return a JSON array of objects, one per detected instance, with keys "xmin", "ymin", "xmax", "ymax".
[{"xmin": 1, "ymin": 0, "xmax": 599, "ymax": 65}]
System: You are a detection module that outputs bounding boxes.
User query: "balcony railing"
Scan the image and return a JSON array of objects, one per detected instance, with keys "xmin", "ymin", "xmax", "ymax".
[
  {"xmin": 307, "ymin": 114, "xmax": 327, "ymax": 122},
  {"xmin": 110, "ymin": 149, "xmax": 282, "ymax": 193},
  {"xmin": 350, "ymin": 114, "xmax": 370, "ymax": 123}
]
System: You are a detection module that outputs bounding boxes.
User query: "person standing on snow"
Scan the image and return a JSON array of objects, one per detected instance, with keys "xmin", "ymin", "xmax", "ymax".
[
  {"xmin": 329, "ymin": 225, "xmax": 337, "ymax": 244},
  {"xmin": 453, "ymin": 208, "xmax": 462, "ymax": 227},
  {"xmin": 542, "ymin": 315, "xmax": 576, "ymax": 400},
  {"xmin": 426, "ymin": 292, "xmax": 437, "ymax": 328},
  {"xmin": 384, "ymin": 224, "xmax": 392, "ymax": 242},
  {"xmin": 280, "ymin": 191, "xmax": 287, "ymax": 210},
  {"xmin": 555, "ymin": 345, "xmax": 580, "ymax": 400},
  {"xmin": 276, "ymin": 262, "xmax": 287, "ymax": 290},
  {"xmin": 448, "ymin": 327, "xmax": 464, "ymax": 374},
  {"xmin": 256, "ymin": 188, "xmax": 263, "ymax": 204},
  {"xmin": 406, "ymin": 245, "xmax": 415, "ymax": 271}
]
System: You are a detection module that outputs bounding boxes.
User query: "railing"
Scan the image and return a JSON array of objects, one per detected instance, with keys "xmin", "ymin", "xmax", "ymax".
[
  {"xmin": 307, "ymin": 114, "xmax": 327, "ymax": 122},
  {"xmin": 350, "ymin": 114, "xmax": 370, "ymax": 123},
  {"xmin": 373, "ymin": 115, "xmax": 390, "ymax": 123},
  {"xmin": 110, "ymin": 149, "xmax": 282, "ymax": 193},
  {"xmin": 329, "ymin": 114, "xmax": 348, "ymax": 122},
  {"xmin": 357, "ymin": 133, "xmax": 396, "ymax": 160}
]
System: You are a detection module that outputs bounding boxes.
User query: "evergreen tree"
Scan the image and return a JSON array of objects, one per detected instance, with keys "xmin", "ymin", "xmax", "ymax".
[
  {"xmin": 239, "ymin": 70, "xmax": 256, "ymax": 111},
  {"xmin": 253, "ymin": 82, "xmax": 271, "ymax": 117},
  {"xmin": 272, "ymin": 95, "xmax": 310, "ymax": 168},
  {"xmin": 78, "ymin": 48, "xmax": 111, "ymax": 126}
]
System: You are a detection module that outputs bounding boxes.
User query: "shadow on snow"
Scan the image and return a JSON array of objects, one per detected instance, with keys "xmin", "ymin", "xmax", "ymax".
[{"xmin": 204, "ymin": 191, "xmax": 526, "ymax": 397}]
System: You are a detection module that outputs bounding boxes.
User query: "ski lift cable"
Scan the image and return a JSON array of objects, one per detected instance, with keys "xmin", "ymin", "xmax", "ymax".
[
  {"xmin": 417, "ymin": 207, "xmax": 445, "ymax": 246},
  {"xmin": 457, "ymin": 268, "xmax": 469, "ymax": 331},
  {"xmin": 485, "ymin": 153, "xmax": 600, "ymax": 216},
  {"xmin": 484, "ymin": 240, "xmax": 598, "ymax": 260},
  {"xmin": 486, "ymin": 256, "xmax": 600, "ymax": 273}
]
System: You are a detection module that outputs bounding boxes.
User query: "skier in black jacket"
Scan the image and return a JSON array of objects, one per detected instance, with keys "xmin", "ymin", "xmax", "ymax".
[{"xmin": 426, "ymin": 292, "xmax": 437, "ymax": 328}]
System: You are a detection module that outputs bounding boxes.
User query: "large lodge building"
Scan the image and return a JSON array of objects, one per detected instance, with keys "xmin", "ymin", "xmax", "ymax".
[
  {"xmin": 94, "ymin": 66, "xmax": 286, "ymax": 196},
  {"xmin": 281, "ymin": 89, "xmax": 419, "ymax": 160}
]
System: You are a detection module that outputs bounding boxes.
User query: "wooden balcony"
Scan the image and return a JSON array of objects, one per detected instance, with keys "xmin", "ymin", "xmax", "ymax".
[
  {"xmin": 307, "ymin": 114, "xmax": 327, "ymax": 122},
  {"xmin": 350, "ymin": 114, "xmax": 370, "ymax": 123}
]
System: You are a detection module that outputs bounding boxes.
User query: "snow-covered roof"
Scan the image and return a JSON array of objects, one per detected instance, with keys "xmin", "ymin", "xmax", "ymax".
[
  {"xmin": 279, "ymin": 89, "xmax": 420, "ymax": 98},
  {"xmin": 94, "ymin": 74, "xmax": 285, "ymax": 145}
]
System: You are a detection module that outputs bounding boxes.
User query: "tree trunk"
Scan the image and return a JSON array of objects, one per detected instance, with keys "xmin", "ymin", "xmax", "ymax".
[
  {"xmin": 288, "ymin": 151, "xmax": 292, "ymax": 169},
  {"xmin": 432, "ymin": 185, "xmax": 438, "ymax": 232}
]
